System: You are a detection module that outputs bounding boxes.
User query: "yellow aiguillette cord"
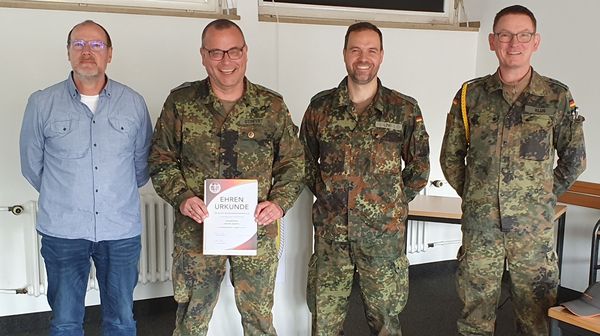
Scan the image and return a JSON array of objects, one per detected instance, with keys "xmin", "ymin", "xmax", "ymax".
[{"xmin": 461, "ymin": 82, "xmax": 470, "ymax": 146}]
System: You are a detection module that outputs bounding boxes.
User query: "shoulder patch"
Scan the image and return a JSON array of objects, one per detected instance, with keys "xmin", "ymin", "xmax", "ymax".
[
  {"xmin": 395, "ymin": 91, "xmax": 418, "ymax": 106},
  {"xmin": 170, "ymin": 82, "xmax": 192, "ymax": 93},
  {"xmin": 253, "ymin": 83, "xmax": 283, "ymax": 99},
  {"xmin": 310, "ymin": 87, "xmax": 337, "ymax": 103},
  {"xmin": 463, "ymin": 74, "xmax": 489, "ymax": 87},
  {"xmin": 544, "ymin": 77, "xmax": 570, "ymax": 91}
]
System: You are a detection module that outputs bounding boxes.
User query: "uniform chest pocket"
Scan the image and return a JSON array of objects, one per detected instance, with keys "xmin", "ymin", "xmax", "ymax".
[
  {"xmin": 237, "ymin": 128, "xmax": 274, "ymax": 164},
  {"xmin": 519, "ymin": 113, "xmax": 553, "ymax": 161},
  {"xmin": 44, "ymin": 118, "xmax": 89, "ymax": 159},
  {"xmin": 108, "ymin": 117, "xmax": 136, "ymax": 155},
  {"xmin": 372, "ymin": 129, "xmax": 403, "ymax": 174}
]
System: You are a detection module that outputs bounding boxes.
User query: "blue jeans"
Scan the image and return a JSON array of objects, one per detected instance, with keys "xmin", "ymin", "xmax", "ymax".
[{"xmin": 40, "ymin": 234, "xmax": 141, "ymax": 336}]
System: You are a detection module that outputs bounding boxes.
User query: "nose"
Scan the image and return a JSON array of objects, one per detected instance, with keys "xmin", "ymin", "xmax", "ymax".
[
  {"xmin": 220, "ymin": 53, "xmax": 233, "ymax": 64},
  {"xmin": 357, "ymin": 51, "xmax": 367, "ymax": 61},
  {"xmin": 80, "ymin": 44, "xmax": 94, "ymax": 54}
]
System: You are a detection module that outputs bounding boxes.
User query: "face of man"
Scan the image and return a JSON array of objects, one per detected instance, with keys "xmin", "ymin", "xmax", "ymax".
[
  {"xmin": 67, "ymin": 23, "xmax": 112, "ymax": 80},
  {"xmin": 343, "ymin": 29, "xmax": 383, "ymax": 86},
  {"xmin": 489, "ymin": 13, "xmax": 540, "ymax": 71},
  {"xmin": 201, "ymin": 26, "xmax": 247, "ymax": 96}
]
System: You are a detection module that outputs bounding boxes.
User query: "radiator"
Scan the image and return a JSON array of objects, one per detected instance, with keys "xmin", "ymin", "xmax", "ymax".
[
  {"xmin": 22, "ymin": 194, "xmax": 175, "ymax": 297},
  {"xmin": 407, "ymin": 220, "xmax": 426, "ymax": 254}
]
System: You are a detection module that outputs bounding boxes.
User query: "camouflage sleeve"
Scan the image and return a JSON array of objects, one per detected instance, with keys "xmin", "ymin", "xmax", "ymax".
[
  {"xmin": 299, "ymin": 105, "xmax": 319, "ymax": 196},
  {"xmin": 267, "ymin": 101, "xmax": 305, "ymax": 213},
  {"xmin": 552, "ymin": 90, "xmax": 586, "ymax": 196},
  {"xmin": 148, "ymin": 94, "xmax": 195, "ymax": 209},
  {"xmin": 401, "ymin": 103, "xmax": 430, "ymax": 202},
  {"xmin": 439, "ymin": 90, "xmax": 468, "ymax": 197}
]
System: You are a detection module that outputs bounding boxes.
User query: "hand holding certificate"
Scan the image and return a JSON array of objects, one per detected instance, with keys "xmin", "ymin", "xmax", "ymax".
[{"xmin": 203, "ymin": 179, "xmax": 258, "ymax": 256}]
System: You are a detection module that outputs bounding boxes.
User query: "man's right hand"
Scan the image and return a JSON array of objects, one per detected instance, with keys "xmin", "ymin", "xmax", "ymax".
[{"xmin": 179, "ymin": 196, "xmax": 209, "ymax": 224}]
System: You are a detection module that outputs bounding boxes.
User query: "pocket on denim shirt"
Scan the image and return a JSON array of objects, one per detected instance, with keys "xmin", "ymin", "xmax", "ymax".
[
  {"xmin": 108, "ymin": 117, "xmax": 136, "ymax": 155},
  {"xmin": 45, "ymin": 118, "xmax": 89, "ymax": 159}
]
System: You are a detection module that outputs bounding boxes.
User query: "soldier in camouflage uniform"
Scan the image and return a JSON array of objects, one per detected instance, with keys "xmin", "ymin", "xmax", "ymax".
[
  {"xmin": 300, "ymin": 22, "xmax": 430, "ymax": 336},
  {"xmin": 440, "ymin": 6, "xmax": 586, "ymax": 336},
  {"xmin": 148, "ymin": 19, "xmax": 304, "ymax": 336}
]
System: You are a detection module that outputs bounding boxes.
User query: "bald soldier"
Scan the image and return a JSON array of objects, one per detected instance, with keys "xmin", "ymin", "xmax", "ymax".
[
  {"xmin": 148, "ymin": 19, "xmax": 304, "ymax": 335},
  {"xmin": 440, "ymin": 5, "xmax": 586, "ymax": 335}
]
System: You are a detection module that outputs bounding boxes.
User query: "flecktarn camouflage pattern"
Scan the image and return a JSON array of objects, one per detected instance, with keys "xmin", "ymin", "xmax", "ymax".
[
  {"xmin": 301, "ymin": 77, "xmax": 430, "ymax": 335},
  {"xmin": 440, "ymin": 70, "xmax": 586, "ymax": 336},
  {"xmin": 149, "ymin": 77, "xmax": 304, "ymax": 335}
]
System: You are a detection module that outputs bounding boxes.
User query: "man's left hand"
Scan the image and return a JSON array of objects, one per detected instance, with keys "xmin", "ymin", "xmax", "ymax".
[{"xmin": 255, "ymin": 201, "xmax": 283, "ymax": 226}]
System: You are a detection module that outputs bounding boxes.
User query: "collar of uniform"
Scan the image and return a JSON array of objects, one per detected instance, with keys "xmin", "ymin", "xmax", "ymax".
[
  {"xmin": 526, "ymin": 70, "xmax": 551, "ymax": 97},
  {"xmin": 199, "ymin": 77, "xmax": 252, "ymax": 105},
  {"xmin": 334, "ymin": 76, "xmax": 384, "ymax": 112},
  {"xmin": 485, "ymin": 68, "xmax": 549, "ymax": 97},
  {"xmin": 66, "ymin": 71, "xmax": 112, "ymax": 99}
]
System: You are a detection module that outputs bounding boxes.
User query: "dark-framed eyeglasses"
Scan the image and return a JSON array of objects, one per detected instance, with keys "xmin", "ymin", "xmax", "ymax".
[
  {"xmin": 69, "ymin": 40, "xmax": 108, "ymax": 51},
  {"xmin": 494, "ymin": 31, "xmax": 535, "ymax": 43},
  {"xmin": 202, "ymin": 44, "xmax": 246, "ymax": 61}
]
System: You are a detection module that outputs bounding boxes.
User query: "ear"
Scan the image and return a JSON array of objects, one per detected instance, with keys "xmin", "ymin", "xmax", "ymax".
[
  {"xmin": 200, "ymin": 47, "xmax": 207, "ymax": 67},
  {"xmin": 107, "ymin": 47, "xmax": 113, "ymax": 64},
  {"xmin": 488, "ymin": 33, "xmax": 496, "ymax": 51},
  {"xmin": 532, "ymin": 33, "xmax": 541, "ymax": 52}
]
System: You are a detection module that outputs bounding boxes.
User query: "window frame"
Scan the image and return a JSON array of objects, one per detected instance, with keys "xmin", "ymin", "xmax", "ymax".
[
  {"xmin": 0, "ymin": 0, "xmax": 238, "ymax": 19},
  {"xmin": 258, "ymin": 0, "xmax": 463, "ymax": 28}
]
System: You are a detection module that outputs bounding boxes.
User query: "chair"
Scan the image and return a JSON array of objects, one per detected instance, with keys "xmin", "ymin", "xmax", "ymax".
[{"xmin": 590, "ymin": 218, "xmax": 600, "ymax": 285}]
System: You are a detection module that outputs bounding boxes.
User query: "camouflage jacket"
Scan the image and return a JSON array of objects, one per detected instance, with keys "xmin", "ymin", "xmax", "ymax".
[
  {"xmin": 300, "ymin": 78, "xmax": 430, "ymax": 247},
  {"xmin": 148, "ymin": 78, "xmax": 304, "ymax": 239},
  {"xmin": 440, "ymin": 70, "xmax": 586, "ymax": 232}
]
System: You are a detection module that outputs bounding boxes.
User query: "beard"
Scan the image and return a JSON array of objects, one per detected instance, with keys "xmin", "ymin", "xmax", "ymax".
[{"xmin": 346, "ymin": 62, "xmax": 379, "ymax": 86}]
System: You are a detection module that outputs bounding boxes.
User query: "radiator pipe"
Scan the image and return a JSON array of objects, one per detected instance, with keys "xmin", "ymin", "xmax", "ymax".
[
  {"xmin": 0, "ymin": 288, "xmax": 28, "ymax": 294},
  {"xmin": 0, "ymin": 205, "xmax": 25, "ymax": 215}
]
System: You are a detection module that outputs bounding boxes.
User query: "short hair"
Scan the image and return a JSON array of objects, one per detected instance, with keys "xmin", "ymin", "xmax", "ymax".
[
  {"xmin": 201, "ymin": 19, "xmax": 245, "ymax": 48},
  {"xmin": 67, "ymin": 20, "xmax": 112, "ymax": 48},
  {"xmin": 344, "ymin": 22, "xmax": 383, "ymax": 50},
  {"xmin": 493, "ymin": 5, "xmax": 537, "ymax": 32}
]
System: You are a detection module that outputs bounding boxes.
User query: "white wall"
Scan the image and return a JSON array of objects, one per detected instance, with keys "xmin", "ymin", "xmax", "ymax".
[
  {"xmin": 464, "ymin": 0, "xmax": 600, "ymax": 294},
  {"xmin": 0, "ymin": 1, "xmax": 478, "ymax": 332},
  {"xmin": 2, "ymin": 0, "xmax": 597, "ymax": 332}
]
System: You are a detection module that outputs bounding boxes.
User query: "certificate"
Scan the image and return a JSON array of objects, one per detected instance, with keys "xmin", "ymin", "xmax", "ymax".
[{"xmin": 203, "ymin": 179, "xmax": 258, "ymax": 256}]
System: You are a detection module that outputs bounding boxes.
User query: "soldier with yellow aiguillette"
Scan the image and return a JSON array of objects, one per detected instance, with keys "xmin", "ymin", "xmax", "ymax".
[
  {"xmin": 148, "ymin": 19, "xmax": 304, "ymax": 336},
  {"xmin": 300, "ymin": 22, "xmax": 430, "ymax": 335},
  {"xmin": 440, "ymin": 5, "xmax": 586, "ymax": 336}
]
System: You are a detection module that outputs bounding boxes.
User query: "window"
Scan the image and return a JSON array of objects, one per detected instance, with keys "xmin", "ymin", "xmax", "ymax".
[
  {"xmin": 258, "ymin": 0, "xmax": 472, "ymax": 30},
  {"xmin": 0, "ymin": 0, "xmax": 237, "ymax": 18},
  {"xmin": 268, "ymin": 0, "xmax": 445, "ymax": 13}
]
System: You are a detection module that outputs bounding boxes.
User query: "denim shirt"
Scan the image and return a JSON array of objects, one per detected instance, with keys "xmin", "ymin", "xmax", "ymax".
[{"xmin": 20, "ymin": 74, "xmax": 153, "ymax": 241}]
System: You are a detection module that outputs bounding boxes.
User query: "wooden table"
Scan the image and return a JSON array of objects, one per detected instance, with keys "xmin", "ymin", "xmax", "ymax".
[
  {"xmin": 549, "ymin": 306, "xmax": 600, "ymax": 335},
  {"xmin": 408, "ymin": 195, "xmax": 568, "ymax": 275}
]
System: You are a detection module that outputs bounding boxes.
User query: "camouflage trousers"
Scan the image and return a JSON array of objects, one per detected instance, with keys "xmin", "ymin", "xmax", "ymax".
[
  {"xmin": 456, "ymin": 227, "xmax": 559, "ymax": 336},
  {"xmin": 171, "ymin": 234, "xmax": 279, "ymax": 336},
  {"xmin": 307, "ymin": 238, "xmax": 409, "ymax": 336}
]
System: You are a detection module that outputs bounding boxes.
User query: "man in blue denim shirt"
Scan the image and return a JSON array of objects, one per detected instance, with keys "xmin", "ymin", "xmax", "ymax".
[{"xmin": 19, "ymin": 20, "xmax": 152, "ymax": 336}]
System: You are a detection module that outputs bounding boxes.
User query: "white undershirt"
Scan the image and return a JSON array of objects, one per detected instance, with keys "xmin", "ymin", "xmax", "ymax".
[{"xmin": 80, "ymin": 94, "xmax": 100, "ymax": 113}]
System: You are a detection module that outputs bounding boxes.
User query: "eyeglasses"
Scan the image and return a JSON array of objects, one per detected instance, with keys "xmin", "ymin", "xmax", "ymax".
[
  {"xmin": 69, "ymin": 40, "xmax": 108, "ymax": 51},
  {"xmin": 202, "ymin": 44, "xmax": 246, "ymax": 61},
  {"xmin": 494, "ymin": 32, "xmax": 535, "ymax": 43}
]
